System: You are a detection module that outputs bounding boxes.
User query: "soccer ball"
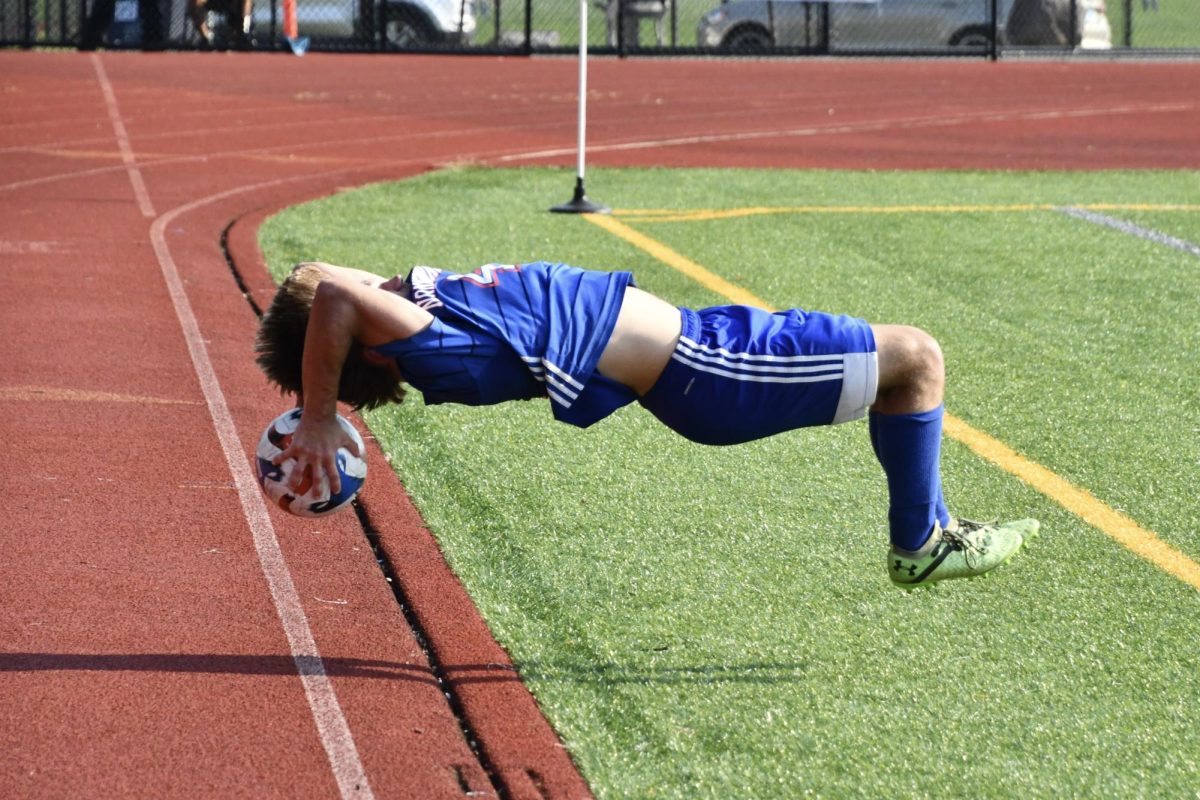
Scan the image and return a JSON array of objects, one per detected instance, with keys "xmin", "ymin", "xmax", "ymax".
[{"xmin": 255, "ymin": 408, "xmax": 367, "ymax": 517}]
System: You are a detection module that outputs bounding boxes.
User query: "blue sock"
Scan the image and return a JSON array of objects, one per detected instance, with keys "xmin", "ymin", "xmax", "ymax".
[{"xmin": 869, "ymin": 406, "xmax": 951, "ymax": 552}]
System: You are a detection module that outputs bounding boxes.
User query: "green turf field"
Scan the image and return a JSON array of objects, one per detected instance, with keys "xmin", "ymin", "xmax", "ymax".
[
  {"xmin": 260, "ymin": 167, "xmax": 1200, "ymax": 799},
  {"xmin": 1107, "ymin": 0, "xmax": 1200, "ymax": 49}
]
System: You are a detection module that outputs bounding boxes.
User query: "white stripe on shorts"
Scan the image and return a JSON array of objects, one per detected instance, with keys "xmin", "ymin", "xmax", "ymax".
[
  {"xmin": 672, "ymin": 337, "xmax": 878, "ymax": 425},
  {"xmin": 521, "ymin": 355, "xmax": 583, "ymax": 408},
  {"xmin": 671, "ymin": 350, "xmax": 844, "ymax": 384},
  {"xmin": 676, "ymin": 342, "xmax": 844, "ymax": 376},
  {"xmin": 677, "ymin": 335, "xmax": 846, "ymax": 366}
]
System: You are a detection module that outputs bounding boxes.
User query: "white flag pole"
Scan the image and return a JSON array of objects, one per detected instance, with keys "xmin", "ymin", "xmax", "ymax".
[{"xmin": 550, "ymin": 0, "xmax": 609, "ymax": 213}]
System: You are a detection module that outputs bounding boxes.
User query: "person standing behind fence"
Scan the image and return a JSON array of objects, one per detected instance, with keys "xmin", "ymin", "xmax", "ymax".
[
  {"xmin": 79, "ymin": 0, "xmax": 164, "ymax": 50},
  {"xmin": 188, "ymin": 0, "xmax": 254, "ymax": 48}
]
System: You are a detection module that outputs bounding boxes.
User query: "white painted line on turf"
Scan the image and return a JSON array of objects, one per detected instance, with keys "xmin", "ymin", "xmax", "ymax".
[
  {"xmin": 90, "ymin": 54, "xmax": 156, "ymax": 219},
  {"xmin": 1057, "ymin": 206, "xmax": 1200, "ymax": 258},
  {"xmin": 147, "ymin": 175, "xmax": 376, "ymax": 800}
]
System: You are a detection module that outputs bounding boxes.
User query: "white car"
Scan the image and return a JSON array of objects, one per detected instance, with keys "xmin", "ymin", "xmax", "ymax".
[
  {"xmin": 251, "ymin": 0, "xmax": 475, "ymax": 47},
  {"xmin": 696, "ymin": 0, "xmax": 1112, "ymax": 52}
]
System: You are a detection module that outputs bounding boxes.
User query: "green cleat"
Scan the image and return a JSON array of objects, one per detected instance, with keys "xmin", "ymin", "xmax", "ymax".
[{"xmin": 888, "ymin": 517, "xmax": 1039, "ymax": 589}]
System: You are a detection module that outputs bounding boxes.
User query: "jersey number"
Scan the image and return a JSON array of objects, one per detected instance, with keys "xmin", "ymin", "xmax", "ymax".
[{"xmin": 445, "ymin": 263, "xmax": 520, "ymax": 288}]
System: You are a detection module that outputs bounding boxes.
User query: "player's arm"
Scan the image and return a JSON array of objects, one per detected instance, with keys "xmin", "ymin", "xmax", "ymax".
[
  {"xmin": 275, "ymin": 273, "xmax": 433, "ymax": 495},
  {"xmin": 291, "ymin": 260, "xmax": 389, "ymax": 289}
]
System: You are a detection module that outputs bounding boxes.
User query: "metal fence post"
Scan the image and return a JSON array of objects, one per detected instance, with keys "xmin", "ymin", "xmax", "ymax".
[
  {"xmin": 989, "ymin": 0, "xmax": 998, "ymax": 59},
  {"xmin": 374, "ymin": 0, "xmax": 382, "ymax": 51},
  {"xmin": 523, "ymin": 0, "xmax": 531, "ymax": 54},
  {"xmin": 617, "ymin": 0, "xmax": 626, "ymax": 57}
]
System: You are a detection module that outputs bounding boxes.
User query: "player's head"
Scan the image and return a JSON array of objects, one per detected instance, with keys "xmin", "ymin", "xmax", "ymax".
[{"xmin": 255, "ymin": 263, "xmax": 406, "ymax": 410}]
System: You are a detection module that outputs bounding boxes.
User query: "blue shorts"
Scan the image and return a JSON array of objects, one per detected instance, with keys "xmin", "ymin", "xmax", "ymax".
[{"xmin": 638, "ymin": 305, "xmax": 878, "ymax": 446}]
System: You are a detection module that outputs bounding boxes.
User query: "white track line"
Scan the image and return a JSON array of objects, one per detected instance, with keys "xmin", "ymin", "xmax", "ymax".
[
  {"xmin": 0, "ymin": 116, "xmax": 552, "ymax": 194},
  {"xmin": 16, "ymin": 98, "xmax": 1194, "ymax": 197},
  {"xmin": 496, "ymin": 101, "xmax": 1196, "ymax": 163},
  {"xmin": 1058, "ymin": 206, "xmax": 1200, "ymax": 258},
  {"xmin": 93, "ymin": 60, "xmax": 373, "ymax": 795},
  {"xmin": 148, "ymin": 180, "xmax": 375, "ymax": 799},
  {"xmin": 90, "ymin": 54, "xmax": 156, "ymax": 219}
]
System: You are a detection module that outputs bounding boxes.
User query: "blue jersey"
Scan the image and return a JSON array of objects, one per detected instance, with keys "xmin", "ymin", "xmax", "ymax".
[{"xmin": 370, "ymin": 262, "xmax": 638, "ymax": 428}]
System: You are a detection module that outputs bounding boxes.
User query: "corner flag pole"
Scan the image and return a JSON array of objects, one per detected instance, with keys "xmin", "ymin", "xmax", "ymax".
[
  {"xmin": 550, "ymin": 0, "xmax": 609, "ymax": 214},
  {"xmin": 282, "ymin": 0, "xmax": 309, "ymax": 55}
]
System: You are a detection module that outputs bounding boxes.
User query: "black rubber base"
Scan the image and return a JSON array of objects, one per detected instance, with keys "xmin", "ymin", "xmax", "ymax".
[{"xmin": 550, "ymin": 178, "xmax": 609, "ymax": 214}]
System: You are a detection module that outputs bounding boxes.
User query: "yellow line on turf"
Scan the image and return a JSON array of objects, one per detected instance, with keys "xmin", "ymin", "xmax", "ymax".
[
  {"xmin": 584, "ymin": 212, "xmax": 1200, "ymax": 592},
  {"xmin": 584, "ymin": 213, "xmax": 769, "ymax": 308},
  {"xmin": 615, "ymin": 203, "xmax": 1200, "ymax": 224},
  {"xmin": 942, "ymin": 416, "xmax": 1200, "ymax": 591}
]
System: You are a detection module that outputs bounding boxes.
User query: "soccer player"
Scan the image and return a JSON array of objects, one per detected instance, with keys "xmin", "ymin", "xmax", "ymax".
[{"xmin": 255, "ymin": 260, "xmax": 1038, "ymax": 588}]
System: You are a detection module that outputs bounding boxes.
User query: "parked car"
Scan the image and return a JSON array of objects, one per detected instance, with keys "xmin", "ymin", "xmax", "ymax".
[
  {"xmin": 696, "ymin": 0, "xmax": 1112, "ymax": 52},
  {"xmin": 250, "ymin": 0, "xmax": 475, "ymax": 48}
]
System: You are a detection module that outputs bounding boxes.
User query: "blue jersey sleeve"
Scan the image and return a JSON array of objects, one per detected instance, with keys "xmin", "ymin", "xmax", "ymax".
[{"xmin": 371, "ymin": 316, "xmax": 543, "ymax": 407}]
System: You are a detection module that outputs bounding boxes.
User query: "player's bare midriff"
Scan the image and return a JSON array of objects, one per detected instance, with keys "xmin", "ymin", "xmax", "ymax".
[{"xmin": 597, "ymin": 286, "xmax": 682, "ymax": 396}]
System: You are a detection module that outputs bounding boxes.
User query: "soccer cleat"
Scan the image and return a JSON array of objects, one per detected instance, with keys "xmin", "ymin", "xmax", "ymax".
[{"xmin": 888, "ymin": 517, "xmax": 1039, "ymax": 589}]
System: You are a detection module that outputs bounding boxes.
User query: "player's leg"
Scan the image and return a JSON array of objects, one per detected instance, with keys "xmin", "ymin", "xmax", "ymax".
[
  {"xmin": 870, "ymin": 324, "xmax": 951, "ymax": 550},
  {"xmin": 80, "ymin": 0, "xmax": 117, "ymax": 49},
  {"xmin": 188, "ymin": 0, "xmax": 214, "ymax": 44},
  {"xmin": 872, "ymin": 324, "xmax": 1037, "ymax": 589}
]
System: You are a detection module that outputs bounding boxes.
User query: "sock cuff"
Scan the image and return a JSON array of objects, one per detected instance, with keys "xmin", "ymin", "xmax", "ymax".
[{"xmin": 871, "ymin": 404, "xmax": 944, "ymax": 425}]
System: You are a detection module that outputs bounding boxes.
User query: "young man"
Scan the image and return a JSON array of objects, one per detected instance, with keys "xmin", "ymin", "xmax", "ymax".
[
  {"xmin": 188, "ymin": 0, "xmax": 253, "ymax": 48},
  {"xmin": 256, "ymin": 260, "xmax": 1038, "ymax": 589}
]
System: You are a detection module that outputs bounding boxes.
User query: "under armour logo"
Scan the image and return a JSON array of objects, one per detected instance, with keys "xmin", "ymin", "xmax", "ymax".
[{"xmin": 893, "ymin": 559, "xmax": 917, "ymax": 577}]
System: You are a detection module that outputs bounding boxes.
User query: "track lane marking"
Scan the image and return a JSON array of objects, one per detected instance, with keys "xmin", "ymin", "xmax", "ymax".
[
  {"xmin": 0, "ymin": 114, "xmax": 576, "ymax": 194},
  {"xmin": 146, "ymin": 174, "xmax": 377, "ymax": 799},
  {"xmin": 0, "ymin": 386, "xmax": 199, "ymax": 404},
  {"xmin": 90, "ymin": 54, "xmax": 155, "ymax": 219},
  {"xmin": 92, "ymin": 61, "xmax": 374, "ymax": 794},
  {"xmin": 499, "ymin": 101, "xmax": 1197, "ymax": 163},
  {"xmin": 585, "ymin": 212, "xmax": 1200, "ymax": 592}
]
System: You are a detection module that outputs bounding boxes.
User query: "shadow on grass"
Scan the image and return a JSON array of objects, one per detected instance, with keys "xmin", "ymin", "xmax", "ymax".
[{"xmin": 509, "ymin": 659, "xmax": 812, "ymax": 687}]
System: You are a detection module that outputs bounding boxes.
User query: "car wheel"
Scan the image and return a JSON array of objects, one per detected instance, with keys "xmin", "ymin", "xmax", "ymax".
[
  {"xmin": 721, "ymin": 25, "xmax": 772, "ymax": 54},
  {"xmin": 950, "ymin": 26, "xmax": 993, "ymax": 48},
  {"xmin": 385, "ymin": 6, "xmax": 435, "ymax": 48}
]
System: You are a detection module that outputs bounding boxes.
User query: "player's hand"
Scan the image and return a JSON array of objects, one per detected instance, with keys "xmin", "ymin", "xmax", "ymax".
[{"xmin": 273, "ymin": 413, "xmax": 362, "ymax": 497}]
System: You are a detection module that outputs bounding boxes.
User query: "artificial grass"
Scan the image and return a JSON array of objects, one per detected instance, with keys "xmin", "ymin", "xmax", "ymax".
[{"xmin": 259, "ymin": 166, "xmax": 1200, "ymax": 799}]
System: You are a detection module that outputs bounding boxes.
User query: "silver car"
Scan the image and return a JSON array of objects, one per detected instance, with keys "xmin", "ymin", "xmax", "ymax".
[
  {"xmin": 696, "ymin": 0, "xmax": 1112, "ymax": 52},
  {"xmin": 250, "ymin": 0, "xmax": 475, "ymax": 46}
]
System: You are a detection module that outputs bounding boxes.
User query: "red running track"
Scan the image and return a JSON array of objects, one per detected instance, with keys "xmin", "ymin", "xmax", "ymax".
[{"xmin": 2, "ymin": 51, "xmax": 1197, "ymax": 800}]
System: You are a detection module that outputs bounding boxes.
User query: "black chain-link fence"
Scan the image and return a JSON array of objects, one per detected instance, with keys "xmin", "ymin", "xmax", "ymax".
[{"xmin": 2, "ymin": 0, "xmax": 1195, "ymax": 55}]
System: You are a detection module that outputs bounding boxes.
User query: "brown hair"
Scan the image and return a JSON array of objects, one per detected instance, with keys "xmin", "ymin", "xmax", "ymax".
[{"xmin": 255, "ymin": 264, "xmax": 406, "ymax": 410}]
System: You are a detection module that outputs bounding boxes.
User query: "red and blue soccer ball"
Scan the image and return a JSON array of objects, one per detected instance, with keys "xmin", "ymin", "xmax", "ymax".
[{"xmin": 255, "ymin": 408, "xmax": 367, "ymax": 517}]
